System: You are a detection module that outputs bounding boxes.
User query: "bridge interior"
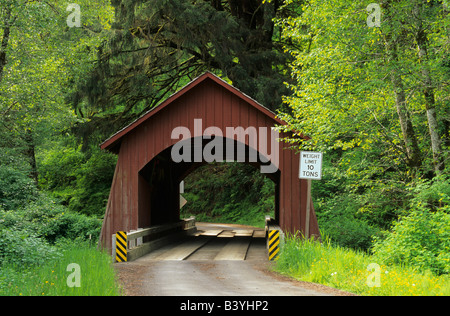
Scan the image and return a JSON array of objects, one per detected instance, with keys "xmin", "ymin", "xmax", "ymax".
[
  {"xmin": 133, "ymin": 223, "xmax": 268, "ymax": 262},
  {"xmin": 137, "ymin": 136, "xmax": 280, "ymax": 229}
]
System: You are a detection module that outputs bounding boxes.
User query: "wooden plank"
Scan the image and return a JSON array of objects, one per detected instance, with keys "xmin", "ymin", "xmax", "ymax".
[
  {"xmin": 155, "ymin": 238, "xmax": 210, "ymax": 260},
  {"xmin": 233, "ymin": 230, "xmax": 254, "ymax": 237},
  {"xmin": 252, "ymin": 230, "xmax": 266, "ymax": 238},
  {"xmin": 197, "ymin": 229, "xmax": 223, "ymax": 236},
  {"xmin": 131, "ymin": 133, "xmax": 139, "ymax": 230},
  {"xmin": 214, "ymin": 238, "xmax": 251, "ymax": 260},
  {"xmin": 215, "ymin": 82, "xmax": 223, "ymax": 130},
  {"xmin": 223, "ymin": 87, "xmax": 232, "ymax": 129},
  {"xmin": 217, "ymin": 230, "xmax": 235, "ymax": 238},
  {"xmin": 206, "ymin": 80, "xmax": 214, "ymax": 129}
]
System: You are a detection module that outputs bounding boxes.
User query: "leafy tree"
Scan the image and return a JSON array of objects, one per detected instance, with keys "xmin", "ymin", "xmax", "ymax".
[
  {"xmin": 276, "ymin": 0, "xmax": 449, "ymax": 178},
  {"xmin": 71, "ymin": 0, "xmax": 294, "ymax": 146},
  {"xmin": 273, "ymin": 0, "xmax": 450, "ymax": 250},
  {"xmin": 0, "ymin": 0, "xmax": 114, "ymax": 182}
]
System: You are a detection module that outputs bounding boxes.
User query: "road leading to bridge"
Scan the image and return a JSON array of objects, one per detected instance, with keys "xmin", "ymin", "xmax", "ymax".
[{"xmin": 114, "ymin": 223, "xmax": 353, "ymax": 296}]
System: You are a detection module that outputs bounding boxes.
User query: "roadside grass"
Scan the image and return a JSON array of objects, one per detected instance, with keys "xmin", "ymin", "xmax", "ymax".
[
  {"xmin": 274, "ymin": 235, "xmax": 450, "ymax": 296},
  {"xmin": 0, "ymin": 244, "xmax": 123, "ymax": 296}
]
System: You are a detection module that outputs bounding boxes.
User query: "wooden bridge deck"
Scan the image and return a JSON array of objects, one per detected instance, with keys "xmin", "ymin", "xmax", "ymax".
[{"xmin": 136, "ymin": 227, "xmax": 267, "ymax": 262}]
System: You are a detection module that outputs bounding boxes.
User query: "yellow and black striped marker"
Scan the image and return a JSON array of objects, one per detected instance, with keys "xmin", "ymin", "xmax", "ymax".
[
  {"xmin": 116, "ymin": 231, "xmax": 127, "ymax": 262},
  {"xmin": 268, "ymin": 230, "xmax": 280, "ymax": 261}
]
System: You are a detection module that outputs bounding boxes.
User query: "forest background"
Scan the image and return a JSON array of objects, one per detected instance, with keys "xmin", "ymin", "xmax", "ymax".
[{"xmin": 0, "ymin": 0, "xmax": 449, "ymax": 291}]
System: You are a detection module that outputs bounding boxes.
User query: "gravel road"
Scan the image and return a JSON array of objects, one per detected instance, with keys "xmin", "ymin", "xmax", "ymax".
[{"xmin": 115, "ymin": 259, "xmax": 354, "ymax": 296}]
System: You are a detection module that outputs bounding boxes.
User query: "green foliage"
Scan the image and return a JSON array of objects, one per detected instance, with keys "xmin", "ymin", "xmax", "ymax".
[
  {"xmin": 38, "ymin": 145, "xmax": 85, "ymax": 192},
  {"xmin": 0, "ymin": 0, "xmax": 113, "ymax": 160},
  {"xmin": 0, "ymin": 192, "xmax": 113, "ymax": 295},
  {"xmin": 0, "ymin": 0, "xmax": 448, "ymax": 297},
  {"xmin": 0, "ymin": 228, "xmax": 60, "ymax": 267},
  {"xmin": 38, "ymin": 145, "xmax": 117, "ymax": 217},
  {"xmin": 369, "ymin": 174, "xmax": 450, "ymax": 275},
  {"xmin": 275, "ymin": 0, "xmax": 450, "ymax": 259},
  {"xmin": 311, "ymin": 151, "xmax": 394, "ymax": 251},
  {"xmin": 181, "ymin": 162, "xmax": 275, "ymax": 228},
  {"xmin": 276, "ymin": 234, "xmax": 371, "ymax": 288},
  {"xmin": 66, "ymin": 149, "xmax": 117, "ymax": 216},
  {"xmin": 276, "ymin": 0, "xmax": 449, "ymax": 175},
  {"xmin": 0, "ymin": 194, "xmax": 102, "ymax": 244},
  {"xmin": 372, "ymin": 206, "xmax": 450, "ymax": 275},
  {"xmin": 0, "ymin": 165, "xmax": 38, "ymax": 210},
  {"xmin": 316, "ymin": 194, "xmax": 379, "ymax": 251}
]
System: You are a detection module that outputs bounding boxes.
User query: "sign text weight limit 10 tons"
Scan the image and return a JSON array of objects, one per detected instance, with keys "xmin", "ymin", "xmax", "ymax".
[{"xmin": 299, "ymin": 152, "xmax": 322, "ymax": 180}]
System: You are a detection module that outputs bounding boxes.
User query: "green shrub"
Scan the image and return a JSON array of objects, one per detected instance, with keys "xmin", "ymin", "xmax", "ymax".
[
  {"xmin": 372, "ymin": 205, "xmax": 450, "ymax": 275},
  {"xmin": 67, "ymin": 150, "xmax": 116, "ymax": 216},
  {"xmin": 38, "ymin": 146, "xmax": 85, "ymax": 192},
  {"xmin": 315, "ymin": 195, "xmax": 379, "ymax": 251},
  {"xmin": 0, "ymin": 165, "xmax": 37, "ymax": 210},
  {"xmin": 0, "ymin": 194, "xmax": 102, "ymax": 244},
  {"xmin": 409, "ymin": 174, "xmax": 450, "ymax": 212},
  {"xmin": 321, "ymin": 216, "xmax": 379, "ymax": 251},
  {"xmin": 0, "ymin": 229, "xmax": 60, "ymax": 267},
  {"xmin": 42, "ymin": 212, "xmax": 102, "ymax": 244},
  {"xmin": 38, "ymin": 146, "xmax": 116, "ymax": 217}
]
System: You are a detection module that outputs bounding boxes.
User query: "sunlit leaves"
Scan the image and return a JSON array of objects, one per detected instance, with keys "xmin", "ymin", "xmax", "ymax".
[
  {"xmin": 0, "ymin": 1, "xmax": 114, "ymax": 143},
  {"xmin": 277, "ymin": 0, "xmax": 449, "ymax": 178}
]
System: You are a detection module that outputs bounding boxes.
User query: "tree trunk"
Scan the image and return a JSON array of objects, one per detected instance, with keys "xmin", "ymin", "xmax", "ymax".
[
  {"xmin": 414, "ymin": 4, "xmax": 444, "ymax": 174},
  {"xmin": 24, "ymin": 129, "xmax": 38, "ymax": 184},
  {"xmin": 387, "ymin": 42, "xmax": 422, "ymax": 169},
  {"xmin": 444, "ymin": 108, "xmax": 450, "ymax": 148},
  {"xmin": 0, "ymin": 6, "xmax": 14, "ymax": 84}
]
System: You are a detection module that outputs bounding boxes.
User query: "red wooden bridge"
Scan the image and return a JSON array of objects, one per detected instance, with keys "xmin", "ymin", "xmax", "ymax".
[{"xmin": 99, "ymin": 72, "xmax": 320, "ymax": 252}]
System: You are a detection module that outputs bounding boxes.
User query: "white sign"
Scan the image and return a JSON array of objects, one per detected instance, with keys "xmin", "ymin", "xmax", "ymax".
[
  {"xmin": 180, "ymin": 195, "xmax": 187, "ymax": 209},
  {"xmin": 299, "ymin": 151, "xmax": 323, "ymax": 180}
]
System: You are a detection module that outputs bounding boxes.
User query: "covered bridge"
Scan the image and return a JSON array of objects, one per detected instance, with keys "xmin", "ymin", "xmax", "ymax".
[{"xmin": 99, "ymin": 72, "xmax": 320, "ymax": 251}]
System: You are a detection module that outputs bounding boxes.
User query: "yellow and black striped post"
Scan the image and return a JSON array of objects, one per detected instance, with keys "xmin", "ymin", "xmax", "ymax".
[
  {"xmin": 115, "ymin": 231, "xmax": 127, "ymax": 262},
  {"xmin": 268, "ymin": 229, "xmax": 280, "ymax": 261}
]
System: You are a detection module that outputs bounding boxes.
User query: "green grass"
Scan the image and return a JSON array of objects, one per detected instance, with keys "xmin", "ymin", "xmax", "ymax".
[
  {"xmin": 274, "ymin": 235, "xmax": 450, "ymax": 296},
  {"xmin": 0, "ymin": 244, "xmax": 123, "ymax": 296}
]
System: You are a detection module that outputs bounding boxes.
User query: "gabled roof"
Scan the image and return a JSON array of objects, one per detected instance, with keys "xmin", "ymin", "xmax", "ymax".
[{"xmin": 100, "ymin": 72, "xmax": 286, "ymax": 153}]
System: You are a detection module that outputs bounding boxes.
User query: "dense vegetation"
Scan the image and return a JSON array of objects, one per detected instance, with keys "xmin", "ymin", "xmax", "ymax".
[
  {"xmin": 181, "ymin": 162, "xmax": 275, "ymax": 228},
  {"xmin": 0, "ymin": 0, "xmax": 119, "ymax": 296},
  {"xmin": 275, "ymin": 235, "xmax": 450, "ymax": 296},
  {"xmin": 271, "ymin": 0, "xmax": 450, "ymax": 293},
  {"xmin": 0, "ymin": 0, "xmax": 448, "ymax": 295}
]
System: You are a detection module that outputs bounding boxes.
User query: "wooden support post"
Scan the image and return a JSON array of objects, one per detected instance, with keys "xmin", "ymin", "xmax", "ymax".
[{"xmin": 305, "ymin": 179, "xmax": 311, "ymax": 239}]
